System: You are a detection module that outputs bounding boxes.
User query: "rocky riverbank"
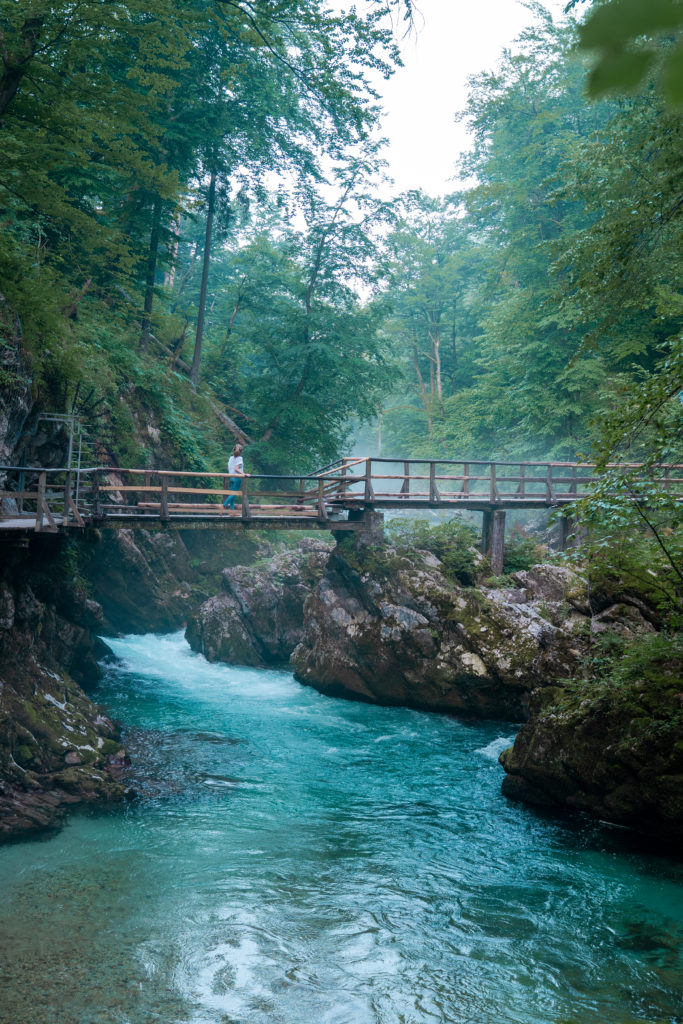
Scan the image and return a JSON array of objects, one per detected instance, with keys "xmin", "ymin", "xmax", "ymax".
[
  {"xmin": 187, "ymin": 534, "xmax": 681, "ymax": 848},
  {"xmin": 0, "ymin": 539, "xmax": 128, "ymax": 838}
]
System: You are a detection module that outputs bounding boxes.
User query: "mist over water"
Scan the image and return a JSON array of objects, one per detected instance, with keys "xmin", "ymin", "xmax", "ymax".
[{"xmin": 1, "ymin": 632, "xmax": 681, "ymax": 1024}]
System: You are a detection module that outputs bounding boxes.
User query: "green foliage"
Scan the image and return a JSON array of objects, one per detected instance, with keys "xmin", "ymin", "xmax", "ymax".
[
  {"xmin": 574, "ymin": 492, "xmax": 683, "ymax": 626},
  {"xmin": 502, "ymin": 537, "xmax": 545, "ymax": 574},
  {"xmin": 387, "ymin": 516, "xmax": 479, "ymax": 585},
  {"xmin": 576, "ymin": 0, "xmax": 683, "ymax": 107}
]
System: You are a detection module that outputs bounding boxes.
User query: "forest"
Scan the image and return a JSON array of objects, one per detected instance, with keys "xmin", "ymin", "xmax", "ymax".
[{"xmin": 1, "ymin": 0, "xmax": 681, "ymax": 610}]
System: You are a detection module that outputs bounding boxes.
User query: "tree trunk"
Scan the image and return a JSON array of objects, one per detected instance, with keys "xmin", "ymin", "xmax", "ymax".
[
  {"xmin": 412, "ymin": 337, "xmax": 433, "ymax": 436},
  {"xmin": 191, "ymin": 171, "xmax": 217, "ymax": 388},
  {"xmin": 0, "ymin": 16, "xmax": 44, "ymax": 119},
  {"xmin": 140, "ymin": 193, "xmax": 162, "ymax": 352}
]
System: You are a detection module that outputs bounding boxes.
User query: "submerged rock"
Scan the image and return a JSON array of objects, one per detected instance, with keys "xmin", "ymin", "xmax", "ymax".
[
  {"xmin": 186, "ymin": 538, "xmax": 333, "ymax": 666},
  {"xmin": 291, "ymin": 546, "xmax": 592, "ymax": 719}
]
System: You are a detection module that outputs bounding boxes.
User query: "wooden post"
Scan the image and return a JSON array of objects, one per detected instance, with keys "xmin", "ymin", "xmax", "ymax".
[
  {"xmin": 429, "ymin": 462, "xmax": 440, "ymax": 503},
  {"xmin": 92, "ymin": 471, "xmax": 102, "ymax": 518},
  {"xmin": 17, "ymin": 470, "xmax": 24, "ymax": 514},
  {"xmin": 569, "ymin": 464, "xmax": 577, "ymax": 498},
  {"xmin": 546, "ymin": 464, "xmax": 555, "ymax": 503},
  {"xmin": 35, "ymin": 472, "xmax": 45, "ymax": 533},
  {"xmin": 400, "ymin": 460, "xmax": 410, "ymax": 497},
  {"xmin": 490, "ymin": 463, "xmax": 498, "ymax": 502},
  {"xmin": 481, "ymin": 509, "xmax": 492, "ymax": 555},
  {"xmin": 364, "ymin": 459, "xmax": 375, "ymax": 502},
  {"xmin": 461, "ymin": 463, "xmax": 469, "ymax": 497},
  {"xmin": 317, "ymin": 478, "xmax": 328, "ymax": 522},
  {"xmin": 490, "ymin": 510, "xmax": 506, "ymax": 576},
  {"xmin": 160, "ymin": 475, "xmax": 169, "ymax": 521},
  {"xmin": 241, "ymin": 477, "xmax": 251, "ymax": 520},
  {"xmin": 63, "ymin": 470, "xmax": 72, "ymax": 525},
  {"xmin": 35, "ymin": 472, "xmax": 56, "ymax": 533},
  {"xmin": 518, "ymin": 464, "xmax": 526, "ymax": 498},
  {"xmin": 340, "ymin": 462, "xmax": 347, "ymax": 499}
]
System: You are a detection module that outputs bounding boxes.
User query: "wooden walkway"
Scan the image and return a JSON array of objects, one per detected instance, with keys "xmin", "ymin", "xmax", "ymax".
[{"xmin": 1, "ymin": 456, "xmax": 681, "ymax": 573}]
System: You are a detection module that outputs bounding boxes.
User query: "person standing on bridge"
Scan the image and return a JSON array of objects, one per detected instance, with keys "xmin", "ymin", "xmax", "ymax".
[{"xmin": 223, "ymin": 443, "xmax": 248, "ymax": 509}]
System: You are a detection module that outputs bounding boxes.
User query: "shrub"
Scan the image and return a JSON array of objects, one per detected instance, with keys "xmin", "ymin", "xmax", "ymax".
[{"xmin": 387, "ymin": 517, "xmax": 479, "ymax": 586}]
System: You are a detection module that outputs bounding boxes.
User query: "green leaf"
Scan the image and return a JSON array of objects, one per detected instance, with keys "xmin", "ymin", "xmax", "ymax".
[
  {"xmin": 587, "ymin": 49, "xmax": 656, "ymax": 95},
  {"xmin": 579, "ymin": 0, "xmax": 683, "ymax": 50}
]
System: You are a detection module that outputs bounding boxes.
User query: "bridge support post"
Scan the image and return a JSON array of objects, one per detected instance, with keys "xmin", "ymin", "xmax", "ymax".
[
  {"xmin": 341, "ymin": 508, "xmax": 384, "ymax": 548},
  {"xmin": 482, "ymin": 509, "xmax": 506, "ymax": 575},
  {"xmin": 481, "ymin": 510, "xmax": 492, "ymax": 556},
  {"xmin": 490, "ymin": 510, "xmax": 506, "ymax": 576}
]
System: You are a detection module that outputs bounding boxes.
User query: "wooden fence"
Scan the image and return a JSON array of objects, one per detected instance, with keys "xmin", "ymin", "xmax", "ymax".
[{"xmin": 1, "ymin": 457, "xmax": 682, "ymax": 532}]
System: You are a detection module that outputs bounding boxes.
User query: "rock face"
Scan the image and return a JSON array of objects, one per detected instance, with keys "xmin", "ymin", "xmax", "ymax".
[
  {"xmin": 186, "ymin": 539, "xmax": 332, "ymax": 666},
  {"xmin": 290, "ymin": 546, "xmax": 592, "ymax": 719},
  {"xmin": 0, "ymin": 544, "xmax": 128, "ymax": 838},
  {"xmin": 82, "ymin": 527, "xmax": 267, "ymax": 635},
  {"xmin": 500, "ymin": 667, "xmax": 683, "ymax": 846}
]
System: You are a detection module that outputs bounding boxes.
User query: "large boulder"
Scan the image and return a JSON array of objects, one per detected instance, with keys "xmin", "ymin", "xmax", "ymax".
[
  {"xmin": 499, "ymin": 657, "xmax": 683, "ymax": 847},
  {"xmin": 186, "ymin": 538, "xmax": 332, "ymax": 666},
  {"xmin": 291, "ymin": 546, "xmax": 592, "ymax": 719}
]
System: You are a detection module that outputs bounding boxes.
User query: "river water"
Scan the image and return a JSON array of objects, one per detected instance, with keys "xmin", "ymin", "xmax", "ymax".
[{"xmin": 0, "ymin": 632, "xmax": 681, "ymax": 1024}]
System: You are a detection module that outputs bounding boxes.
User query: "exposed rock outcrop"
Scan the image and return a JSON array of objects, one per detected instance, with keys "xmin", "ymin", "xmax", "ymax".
[
  {"xmin": 186, "ymin": 538, "xmax": 332, "ymax": 666},
  {"xmin": 0, "ymin": 542, "xmax": 128, "ymax": 838},
  {"xmin": 290, "ymin": 546, "xmax": 592, "ymax": 719},
  {"xmin": 82, "ymin": 527, "xmax": 268, "ymax": 635},
  {"xmin": 499, "ymin": 662, "xmax": 683, "ymax": 846}
]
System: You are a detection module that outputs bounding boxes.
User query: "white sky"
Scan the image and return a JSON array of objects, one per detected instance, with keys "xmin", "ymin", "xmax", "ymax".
[{"xmin": 374, "ymin": 0, "xmax": 569, "ymax": 196}]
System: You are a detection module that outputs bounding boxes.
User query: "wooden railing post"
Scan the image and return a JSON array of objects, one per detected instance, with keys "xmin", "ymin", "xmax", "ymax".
[
  {"xmin": 364, "ymin": 459, "xmax": 375, "ymax": 502},
  {"xmin": 241, "ymin": 477, "xmax": 251, "ymax": 520},
  {"xmin": 63, "ymin": 470, "xmax": 72, "ymax": 525},
  {"xmin": 35, "ymin": 472, "xmax": 56, "ymax": 533},
  {"xmin": 400, "ymin": 461, "xmax": 410, "ymax": 497},
  {"xmin": 546, "ymin": 464, "xmax": 555, "ymax": 503},
  {"xmin": 35, "ymin": 472, "xmax": 45, "ymax": 532},
  {"xmin": 429, "ymin": 462, "xmax": 440, "ymax": 503},
  {"xmin": 317, "ymin": 478, "xmax": 328, "ymax": 522},
  {"xmin": 340, "ymin": 462, "xmax": 348, "ymax": 499},
  {"xmin": 490, "ymin": 463, "xmax": 498, "ymax": 502},
  {"xmin": 92, "ymin": 471, "xmax": 101, "ymax": 518},
  {"xmin": 160, "ymin": 475, "xmax": 169, "ymax": 521},
  {"xmin": 461, "ymin": 463, "xmax": 469, "ymax": 497},
  {"xmin": 17, "ymin": 469, "xmax": 24, "ymax": 513},
  {"xmin": 518, "ymin": 464, "xmax": 526, "ymax": 498}
]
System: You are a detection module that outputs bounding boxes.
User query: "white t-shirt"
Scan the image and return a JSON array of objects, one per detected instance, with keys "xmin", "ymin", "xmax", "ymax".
[{"xmin": 228, "ymin": 455, "xmax": 244, "ymax": 475}]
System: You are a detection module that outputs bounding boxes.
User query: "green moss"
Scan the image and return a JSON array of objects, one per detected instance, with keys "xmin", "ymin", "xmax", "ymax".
[
  {"xmin": 15, "ymin": 744, "xmax": 34, "ymax": 766},
  {"xmin": 100, "ymin": 739, "xmax": 122, "ymax": 757}
]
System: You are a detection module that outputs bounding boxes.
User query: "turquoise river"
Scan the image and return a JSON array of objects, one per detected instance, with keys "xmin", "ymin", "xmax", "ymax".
[{"xmin": 0, "ymin": 631, "xmax": 682, "ymax": 1024}]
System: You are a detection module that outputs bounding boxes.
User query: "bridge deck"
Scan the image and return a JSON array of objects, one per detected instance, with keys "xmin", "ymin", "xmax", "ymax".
[{"xmin": 1, "ymin": 456, "xmax": 681, "ymax": 536}]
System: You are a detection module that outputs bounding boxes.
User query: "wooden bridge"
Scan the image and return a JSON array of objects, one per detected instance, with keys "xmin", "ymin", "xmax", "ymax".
[{"xmin": 1, "ymin": 457, "xmax": 681, "ymax": 574}]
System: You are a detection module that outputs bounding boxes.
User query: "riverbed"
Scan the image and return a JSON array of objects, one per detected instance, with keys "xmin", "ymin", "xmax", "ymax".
[{"xmin": 0, "ymin": 631, "xmax": 681, "ymax": 1024}]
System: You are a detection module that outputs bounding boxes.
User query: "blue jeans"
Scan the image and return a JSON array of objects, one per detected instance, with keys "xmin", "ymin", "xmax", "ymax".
[{"xmin": 224, "ymin": 478, "xmax": 241, "ymax": 509}]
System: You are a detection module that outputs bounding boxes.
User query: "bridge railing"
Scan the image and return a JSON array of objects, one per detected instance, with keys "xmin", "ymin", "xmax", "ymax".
[
  {"xmin": 0, "ymin": 465, "xmax": 89, "ymax": 531},
  {"xmin": 2, "ymin": 458, "xmax": 682, "ymax": 531},
  {"xmin": 314, "ymin": 457, "xmax": 683, "ymax": 505},
  {"xmin": 80, "ymin": 467, "xmax": 338, "ymax": 522}
]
